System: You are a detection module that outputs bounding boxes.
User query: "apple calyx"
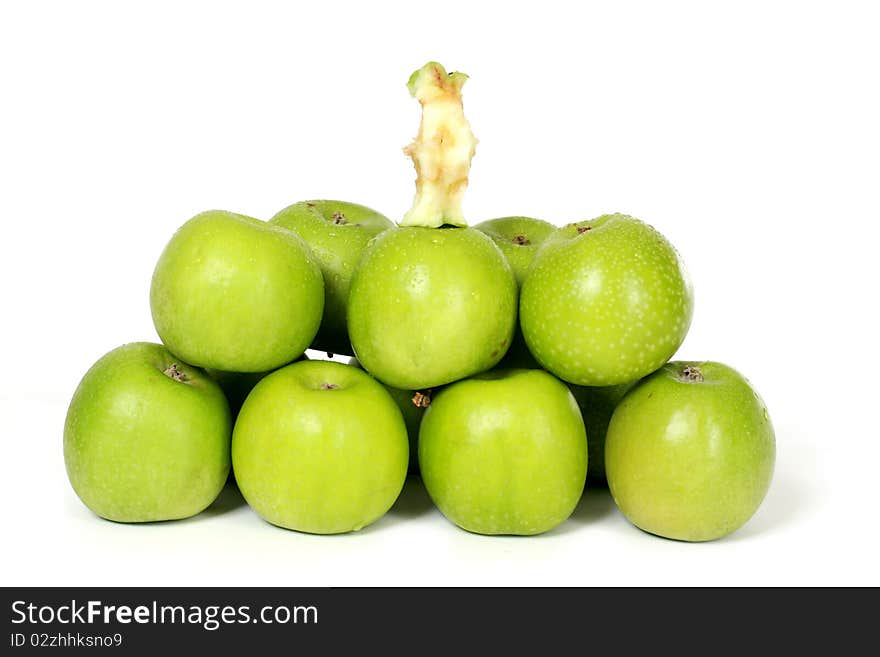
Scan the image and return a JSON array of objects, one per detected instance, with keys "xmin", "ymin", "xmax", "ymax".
[
  {"xmin": 400, "ymin": 62, "xmax": 477, "ymax": 229},
  {"xmin": 680, "ymin": 365, "xmax": 704, "ymax": 383},
  {"xmin": 512, "ymin": 235, "xmax": 530, "ymax": 246},
  {"xmin": 163, "ymin": 363, "xmax": 188, "ymax": 383},
  {"xmin": 321, "ymin": 382, "xmax": 340, "ymax": 390}
]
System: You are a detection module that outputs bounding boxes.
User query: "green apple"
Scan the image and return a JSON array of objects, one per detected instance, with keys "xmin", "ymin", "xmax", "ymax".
[
  {"xmin": 348, "ymin": 357, "xmax": 426, "ymax": 473},
  {"xmin": 473, "ymin": 216, "xmax": 555, "ymax": 287},
  {"xmin": 348, "ymin": 226, "xmax": 517, "ymax": 389},
  {"xmin": 232, "ymin": 360, "xmax": 408, "ymax": 534},
  {"xmin": 150, "ymin": 210, "xmax": 324, "ymax": 372},
  {"xmin": 605, "ymin": 361, "xmax": 775, "ymax": 541},
  {"xmin": 64, "ymin": 342, "xmax": 232, "ymax": 522},
  {"xmin": 348, "ymin": 64, "xmax": 517, "ymax": 389},
  {"xmin": 419, "ymin": 369, "xmax": 588, "ymax": 535},
  {"xmin": 569, "ymin": 380, "xmax": 636, "ymax": 483},
  {"xmin": 520, "ymin": 213, "xmax": 693, "ymax": 386},
  {"xmin": 475, "ymin": 216, "xmax": 555, "ymax": 368},
  {"xmin": 268, "ymin": 200, "xmax": 394, "ymax": 355}
]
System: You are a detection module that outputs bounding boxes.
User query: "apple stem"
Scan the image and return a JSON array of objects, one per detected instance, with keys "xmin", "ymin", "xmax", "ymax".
[{"xmin": 400, "ymin": 62, "xmax": 477, "ymax": 229}]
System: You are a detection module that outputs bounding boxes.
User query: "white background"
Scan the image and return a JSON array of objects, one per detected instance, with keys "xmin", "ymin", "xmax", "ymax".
[{"xmin": 2, "ymin": 1, "xmax": 878, "ymax": 586}]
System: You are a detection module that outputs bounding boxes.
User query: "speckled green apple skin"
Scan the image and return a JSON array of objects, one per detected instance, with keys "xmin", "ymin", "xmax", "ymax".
[
  {"xmin": 605, "ymin": 361, "xmax": 775, "ymax": 542},
  {"xmin": 520, "ymin": 214, "xmax": 693, "ymax": 386},
  {"xmin": 419, "ymin": 369, "xmax": 588, "ymax": 535},
  {"xmin": 348, "ymin": 226, "xmax": 517, "ymax": 390},
  {"xmin": 64, "ymin": 343, "xmax": 232, "ymax": 522},
  {"xmin": 348, "ymin": 358, "xmax": 424, "ymax": 473},
  {"xmin": 150, "ymin": 210, "xmax": 324, "ymax": 372},
  {"xmin": 269, "ymin": 200, "xmax": 394, "ymax": 355},
  {"xmin": 475, "ymin": 216, "xmax": 555, "ymax": 367},
  {"xmin": 570, "ymin": 380, "xmax": 637, "ymax": 483},
  {"xmin": 232, "ymin": 360, "xmax": 408, "ymax": 534}
]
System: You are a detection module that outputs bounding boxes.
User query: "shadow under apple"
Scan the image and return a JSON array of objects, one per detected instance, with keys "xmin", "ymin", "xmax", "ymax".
[
  {"xmin": 200, "ymin": 478, "xmax": 247, "ymax": 517},
  {"xmin": 388, "ymin": 475, "xmax": 436, "ymax": 519},
  {"xmin": 569, "ymin": 486, "xmax": 618, "ymax": 526}
]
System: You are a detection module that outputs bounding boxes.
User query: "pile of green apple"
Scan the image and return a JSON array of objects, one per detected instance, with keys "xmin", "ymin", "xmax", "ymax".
[{"xmin": 64, "ymin": 63, "xmax": 775, "ymax": 542}]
